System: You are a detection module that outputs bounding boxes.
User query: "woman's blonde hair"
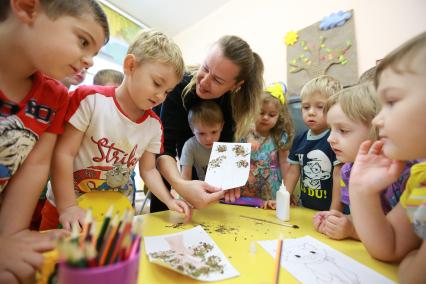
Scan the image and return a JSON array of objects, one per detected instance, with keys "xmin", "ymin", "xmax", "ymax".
[
  {"xmin": 182, "ymin": 35, "xmax": 264, "ymax": 141},
  {"xmin": 261, "ymin": 92, "xmax": 294, "ymax": 151},
  {"xmin": 324, "ymin": 82, "xmax": 381, "ymax": 140},
  {"xmin": 375, "ymin": 32, "xmax": 426, "ymax": 88},
  {"xmin": 127, "ymin": 30, "xmax": 185, "ymax": 81},
  {"xmin": 300, "ymin": 75, "xmax": 342, "ymax": 100}
]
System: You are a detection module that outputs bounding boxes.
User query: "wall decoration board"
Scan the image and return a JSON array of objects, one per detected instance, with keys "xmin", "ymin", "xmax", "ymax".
[
  {"xmin": 286, "ymin": 10, "xmax": 358, "ymax": 96},
  {"xmin": 99, "ymin": 2, "xmax": 144, "ymax": 65}
]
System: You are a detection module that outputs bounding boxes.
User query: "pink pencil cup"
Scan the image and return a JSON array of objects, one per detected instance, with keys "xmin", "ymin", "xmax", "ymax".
[{"xmin": 58, "ymin": 252, "xmax": 140, "ymax": 284}]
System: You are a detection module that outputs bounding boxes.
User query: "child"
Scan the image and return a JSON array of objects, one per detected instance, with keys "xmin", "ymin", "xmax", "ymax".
[
  {"xmin": 285, "ymin": 75, "xmax": 342, "ymax": 211},
  {"xmin": 40, "ymin": 30, "xmax": 192, "ymax": 231},
  {"xmin": 180, "ymin": 101, "xmax": 224, "ymax": 181},
  {"xmin": 313, "ymin": 83, "xmax": 415, "ymax": 240},
  {"xmin": 0, "ymin": 0, "xmax": 109, "ymax": 281},
  {"xmin": 349, "ymin": 32, "xmax": 426, "ymax": 283},
  {"xmin": 240, "ymin": 83, "xmax": 294, "ymax": 209},
  {"xmin": 93, "ymin": 68, "xmax": 124, "ymax": 87}
]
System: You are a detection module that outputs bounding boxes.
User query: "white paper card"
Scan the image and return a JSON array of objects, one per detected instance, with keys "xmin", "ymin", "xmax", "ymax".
[
  {"xmin": 204, "ymin": 142, "xmax": 251, "ymax": 190},
  {"xmin": 258, "ymin": 236, "xmax": 394, "ymax": 284},
  {"xmin": 144, "ymin": 226, "xmax": 239, "ymax": 282}
]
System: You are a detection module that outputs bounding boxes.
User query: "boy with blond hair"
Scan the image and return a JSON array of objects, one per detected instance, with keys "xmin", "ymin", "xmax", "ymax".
[
  {"xmin": 285, "ymin": 75, "xmax": 342, "ymax": 211},
  {"xmin": 41, "ymin": 30, "xmax": 192, "ymax": 231},
  {"xmin": 0, "ymin": 0, "xmax": 109, "ymax": 281}
]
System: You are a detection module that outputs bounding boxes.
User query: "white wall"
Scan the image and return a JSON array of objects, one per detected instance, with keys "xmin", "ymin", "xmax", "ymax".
[{"xmin": 173, "ymin": 0, "xmax": 426, "ymax": 85}]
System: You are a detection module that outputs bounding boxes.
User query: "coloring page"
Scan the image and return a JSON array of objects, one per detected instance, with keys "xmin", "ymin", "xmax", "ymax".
[
  {"xmin": 204, "ymin": 142, "xmax": 251, "ymax": 190},
  {"xmin": 144, "ymin": 226, "xmax": 239, "ymax": 282},
  {"xmin": 258, "ymin": 236, "xmax": 394, "ymax": 284}
]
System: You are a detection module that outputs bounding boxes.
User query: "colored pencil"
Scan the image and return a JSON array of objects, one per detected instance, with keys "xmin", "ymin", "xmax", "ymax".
[
  {"xmin": 96, "ymin": 205, "xmax": 114, "ymax": 251},
  {"xmin": 273, "ymin": 238, "xmax": 283, "ymax": 284},
  {"xmin": 98, "ymin": 214, "xmax": 120, "ymax": 266}
]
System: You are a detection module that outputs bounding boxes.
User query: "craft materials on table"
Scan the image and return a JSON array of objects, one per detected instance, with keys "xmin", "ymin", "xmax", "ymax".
[
  {"xmin": 205, "ymin": 142, "xmax": 251, "ymax": 190},
  {"xmin": 144, "ymin": 225, "xmax": 240, "ymax": 282},
  {"xmin": 258, "ymin": 236, "xmax": 395, "ymax": 284}
]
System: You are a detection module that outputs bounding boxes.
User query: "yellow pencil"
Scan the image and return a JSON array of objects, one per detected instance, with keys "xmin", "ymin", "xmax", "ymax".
[{"xmin": 273, "ymin": 238, "xmax": 283, "ymax": 284}]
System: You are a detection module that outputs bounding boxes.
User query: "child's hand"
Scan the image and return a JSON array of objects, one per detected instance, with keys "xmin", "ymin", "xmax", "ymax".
[
  {"xmin": 313, "ymin": 211, "xmax": 328, "ymax": 233},
  {"xmin": 224, "ymin": 188, "xmax": 241, "ymax": 203},
  {"xmin": 59, "ymin": 205, "xmax": 86, "ymax": 231},
  {"xmin": 350, "ymin": 140, "xmax": 405, "ymax": 195},
  {"xmin": 0, "ymin": 230, "xmax": 62, "ymax": 284},
  {"xmin": 262, "ymin": 200, "xmax": 276, "ymax": 209},
  {"xmin": 323, "ymin": 210, "xmax": 356, "ymax": 240},
  {"xmin": 290, "ymin": 193, "xmax": 298, "ymax": 206},
  {"xmin": 166, "ymin": 199, "xmax": 193, "ymax": 223}
]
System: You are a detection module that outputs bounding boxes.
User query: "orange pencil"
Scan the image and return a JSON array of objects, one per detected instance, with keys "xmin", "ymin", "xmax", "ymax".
[
  {"xmin": 109, "ymin": 211, "xmax": 134, "ymax": 264},
  {"xmin": 98, "ymin": 214, "xmax": 120, "ymax": 266},
  {"xmin": 273, "ymin": 238, "xmax": 283, "ymax": 284}
]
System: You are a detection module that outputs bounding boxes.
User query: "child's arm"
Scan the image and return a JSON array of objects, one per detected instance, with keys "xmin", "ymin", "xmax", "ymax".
[
  {"xmin": 278, "ymin": 149, "xmax": 290, "ymax": 180},
  {"xmin": 181, "ymin": 165, "xmax": 193, "ymax": 181},
  {"xmin": 349, "ymin": 141, "xmax": 421, "ymax": 261},
  {"xmin": 141, "ymin": 152, "xmax": 192, "ymax": 222},
  {"xmin": 284, "ymin": 163, "xmax": 300, "ymax": 205},
  {"xmin": 0, "ymin": 133, "xmax": 57, "ymax": 235},
  {"xmin": 50, "ymin": 123, "xmax": 86, "ymax": 231},
  {"xmin": 330, "ymin": 164, "xmax": 343, "ymax": 211},
  {"xmin": 398, "ymin": 240, "xmax": 426, "ymax": 284}
]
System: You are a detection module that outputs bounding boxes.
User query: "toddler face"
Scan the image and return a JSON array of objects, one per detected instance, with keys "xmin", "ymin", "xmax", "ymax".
[
  {"xmin": 255, "ymin": 101, "xmax": 279, "ymax": 135},
  {"xmin": 327, "ymin": 104, "xmax": 370, "ymax": 163},
  {"xmin": 301, "ymin": 92, "xmax": 328, "ymax": 135},
  {"xmin": 27, "ymin": 13, "xmax": 105, "ymax": 80},
  {"xmin": 127, "ymin": 61, "xmax": 179, "ymax": 110},
  {"xmin": 192, "ymin": 122, "xmax": 223, "ymax": 149},
  {"xmin": 373, "ymin": 57, "xmax": 426, "ymax": 160}
]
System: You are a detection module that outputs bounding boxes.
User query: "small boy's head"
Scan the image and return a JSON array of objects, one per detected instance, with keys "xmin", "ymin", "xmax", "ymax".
[
  {"xmin": 1, "ymin": 0, "xmax": 109, "ymax": 80},
  {"xmin": 188, "ymin": 101, "xmax": 224, "ymax": 149},
  {"xmin": 373, "ymin": 32, "xmax": 426, "ymax": 161},
  {"xmin": 325, "ymin": 82, "xmax": 381, "ymax": 162},
  {"xmin": 122, "ymin": 30, "xmax": 184, "ymax": 110},
  {"xmin": 93, "ymin": 69, "xmax": 124, "ymax": 87},
  {"xmin": 300, "ymin": 75, "xmax": 342, "ymax": 134}
]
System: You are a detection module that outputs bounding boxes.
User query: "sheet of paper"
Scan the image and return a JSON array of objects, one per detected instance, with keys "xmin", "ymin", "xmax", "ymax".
[
  {"xmin": 204, "ymin": 142, "xmax": 251, "ymax": 190},
  {"xmin": 144, "ymin": 226, "xmax": 239, "ymax": 282},
  {"xmin": 258, "ymin": 236, "xmax": 394, "ymax": 284}
]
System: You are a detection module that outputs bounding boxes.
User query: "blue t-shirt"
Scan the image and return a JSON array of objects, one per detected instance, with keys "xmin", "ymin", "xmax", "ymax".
[{"xmin": 288, "ymin": 129, "xmax": 339, "ymax": 210}]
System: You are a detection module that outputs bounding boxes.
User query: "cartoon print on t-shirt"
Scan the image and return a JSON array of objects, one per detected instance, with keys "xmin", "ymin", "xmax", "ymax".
[
  {"xmin": 302, "ymin": 149, "xmax": 331, "ymax": 189},
  {"xmin": 0, "ymin": 116, "xmax": 38, "ymax": 191}
]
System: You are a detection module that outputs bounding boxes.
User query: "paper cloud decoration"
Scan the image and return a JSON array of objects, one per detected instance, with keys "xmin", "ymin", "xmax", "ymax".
[{"xmin": 319, "ymin": 11, "xmax": 352, "ymax": 30}]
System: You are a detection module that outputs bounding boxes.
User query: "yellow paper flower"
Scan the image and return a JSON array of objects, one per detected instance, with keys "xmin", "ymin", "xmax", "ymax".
[{"xmin": 284, "ymin": 31, "xmax": 299, "ymax": 46}]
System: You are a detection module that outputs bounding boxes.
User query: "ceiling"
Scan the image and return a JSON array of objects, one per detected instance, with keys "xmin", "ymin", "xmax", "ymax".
[{"xmin": 104, "ymin": 0, "xmax": 231, "ymax": 37}]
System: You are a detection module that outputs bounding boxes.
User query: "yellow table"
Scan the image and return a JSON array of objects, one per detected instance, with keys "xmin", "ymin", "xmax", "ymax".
[{"xmin": 138, "ymin": 204, "xmax": 397, "ymax": 283}]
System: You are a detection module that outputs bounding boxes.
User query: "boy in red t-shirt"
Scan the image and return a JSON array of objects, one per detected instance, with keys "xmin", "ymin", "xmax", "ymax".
[{"xmin": 0, "ymin": 0, "xmax": 109, "ymax": 282}]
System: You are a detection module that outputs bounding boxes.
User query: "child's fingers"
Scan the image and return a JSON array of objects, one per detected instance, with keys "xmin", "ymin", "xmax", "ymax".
[
  {"xmin": 368, "ymin": 140, "xmax": 384, "ymax": 155},
  {"xmin": 357, "ymin": 140, "xmax": 373, "ymax": 155},
  {"xmin": 9, "ymin": 260, "xmax": 36, "ymax": 284},
  {"xmin": 0, "ymin": 271, "xmax": 18, "ymax": 284}
]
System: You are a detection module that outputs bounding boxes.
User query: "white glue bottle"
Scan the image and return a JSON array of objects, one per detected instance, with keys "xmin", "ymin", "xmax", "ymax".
[{"xmin": 276, "ymin": 181, "xmax": 290, "ymax": 221}]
